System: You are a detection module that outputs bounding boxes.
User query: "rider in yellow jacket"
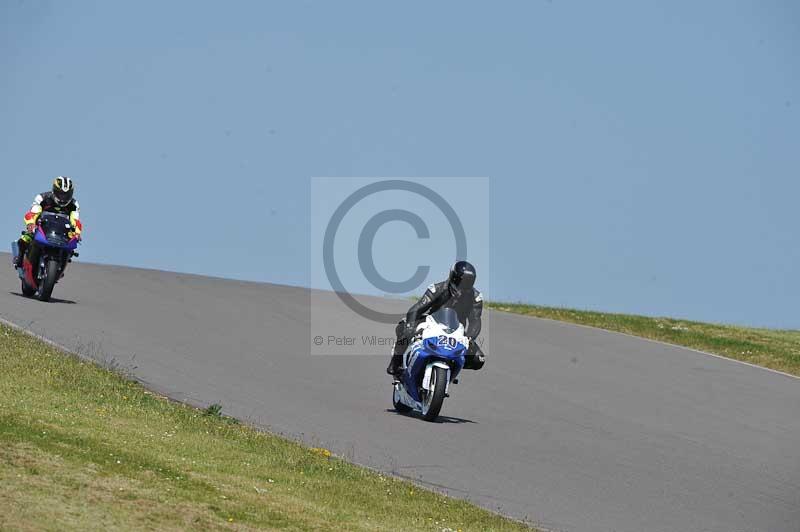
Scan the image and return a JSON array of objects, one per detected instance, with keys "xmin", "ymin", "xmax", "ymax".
[{"xmin": 13, "ymin": 176, "xmax": 82, "ymax": 268}]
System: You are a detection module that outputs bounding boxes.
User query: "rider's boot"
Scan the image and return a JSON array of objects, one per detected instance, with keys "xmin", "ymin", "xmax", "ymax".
[
  {"xmin": 386, "ymin": 354, "xmax": 403, "ymax": 376},
  {"xmin": 12, "ymin": 239, "xmax": 26, "ymax": 269},
  {"xmin": 387, "ymin": 332, "xmax": 409, "ymax": 376}
]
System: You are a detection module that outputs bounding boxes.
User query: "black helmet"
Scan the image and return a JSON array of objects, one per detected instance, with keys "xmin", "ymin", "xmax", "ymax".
[
  {"xmin": 448, "ymin": 260, "xmax": 476, "ymax": 293},
  {"xmin": 52, "ymin": 176, "xmax": 74, "ymax": 207}
]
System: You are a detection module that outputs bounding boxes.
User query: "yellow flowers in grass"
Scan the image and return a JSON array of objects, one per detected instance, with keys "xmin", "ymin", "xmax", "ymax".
[{"xmin": 310, "ymin": 447, "xmax": 332, "ymax": 458}]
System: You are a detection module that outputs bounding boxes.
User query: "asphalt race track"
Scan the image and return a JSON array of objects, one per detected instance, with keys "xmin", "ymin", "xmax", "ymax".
[{"xmin": 1, "ymin": 254, "xmax": 798, "ymax": 532}]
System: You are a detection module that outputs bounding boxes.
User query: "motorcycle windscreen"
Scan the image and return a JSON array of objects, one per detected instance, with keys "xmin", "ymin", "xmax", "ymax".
[
  {"xmin": 38, "ymin": 212, "xmax": 75, "ymax": 248},
  {"xmin": 430, "ymin": 307, "xmax": 461, "ymax": 334}
]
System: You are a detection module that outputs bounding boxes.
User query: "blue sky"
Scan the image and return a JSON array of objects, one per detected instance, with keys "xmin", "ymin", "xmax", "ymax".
[{"xmin": 2, "ymin": 1, "xmax": 798, "ymax": 328}]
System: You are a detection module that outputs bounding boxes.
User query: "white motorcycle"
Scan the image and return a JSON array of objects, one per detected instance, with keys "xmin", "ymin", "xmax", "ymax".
[{"xmin": 392, "ymin": 308, "xmax": 469, "ymax": 421}]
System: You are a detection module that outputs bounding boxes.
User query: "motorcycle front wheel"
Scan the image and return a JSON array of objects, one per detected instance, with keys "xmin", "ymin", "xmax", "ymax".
[
  {"xmin": 37, "ymin": 259, "xmax": 60, "ymax": 302},
  {"xmin": 421, "ymin": 366, "xmax": 448, "ymax": 421}
]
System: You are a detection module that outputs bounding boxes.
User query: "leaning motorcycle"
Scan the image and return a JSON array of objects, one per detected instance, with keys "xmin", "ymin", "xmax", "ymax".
[
  {"xmin": 391, "ymin": 307, "xmax": 467, "ymax": 421},
  {"xmin": 11, "ymin": 212, "xmax": 80, "ymax": 302}
]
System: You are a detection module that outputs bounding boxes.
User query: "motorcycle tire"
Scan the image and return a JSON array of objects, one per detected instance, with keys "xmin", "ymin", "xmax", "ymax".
[
  {"xmin": 37, "ymin": 259, "xmax": 59, "ymax": 302},
  {"xmin": 421, "ymin": 366, "xmax": 448, "ymax": 421}
]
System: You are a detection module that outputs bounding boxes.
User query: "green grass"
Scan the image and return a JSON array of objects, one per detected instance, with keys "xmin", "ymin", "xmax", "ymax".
[
  {"xmin": 488, "ymin": 302, "xmax": 800, "ymax": 377},
  {"xmin": 0, "ymin": 323, "xmax": 535, "ymax": 532}
]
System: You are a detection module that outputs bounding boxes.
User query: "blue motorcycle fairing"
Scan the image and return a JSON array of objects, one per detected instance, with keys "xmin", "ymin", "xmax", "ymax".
[
  {"xmin": 34, "ymin": 226, "xmax": 78, "ymax": 250},
  {"xmin": 402, "ymin": 337, "xmax": 466, "ymax": 402}
]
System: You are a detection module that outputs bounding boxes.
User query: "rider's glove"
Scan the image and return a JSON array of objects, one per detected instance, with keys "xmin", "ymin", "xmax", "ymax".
[
  {"xmin": 26, "ymin": 224, "xmax": 35, "ymax": 234},
  {"xmin": 403, "ymin": 321, "xmax": 417, "ymax": 339}
]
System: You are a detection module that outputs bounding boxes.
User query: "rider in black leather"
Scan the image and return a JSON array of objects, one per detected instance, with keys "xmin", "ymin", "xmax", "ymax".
[{"xmin": 386, "ymin": 260, "xmax": 486, "ymax": 376}]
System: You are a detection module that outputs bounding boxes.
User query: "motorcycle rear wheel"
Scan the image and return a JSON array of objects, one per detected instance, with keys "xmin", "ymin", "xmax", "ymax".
[
  {"xmin": 392, "ymin": 385, "xmax": 412, "ymax": 413},
  {"xmin": 21, "ymin": 278, "xmax": 36, "ymax": 297}
]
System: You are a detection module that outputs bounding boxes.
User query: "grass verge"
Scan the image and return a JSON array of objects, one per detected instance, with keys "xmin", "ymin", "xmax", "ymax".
[
  {"xmin": 0, "ymin": 323, "xmax": 535, "ymax": 531},
  {"xmin": 488, "ymin": 302, "xmax": 800, "ymax": 377}
]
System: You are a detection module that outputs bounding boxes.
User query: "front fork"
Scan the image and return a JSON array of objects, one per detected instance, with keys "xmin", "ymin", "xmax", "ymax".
[
  {"xmin": 32, "ymin": 248, "xmax": 69, "ymax": 284},
  {"xmin": 422, "ymin": 362, "xmax": 452, "ymax": 394}
]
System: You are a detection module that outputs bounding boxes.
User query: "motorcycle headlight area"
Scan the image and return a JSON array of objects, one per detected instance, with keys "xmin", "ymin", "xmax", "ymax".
[{"xmin": 423, "ymin": 336, "xmax": 466, "ymax": 356}]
